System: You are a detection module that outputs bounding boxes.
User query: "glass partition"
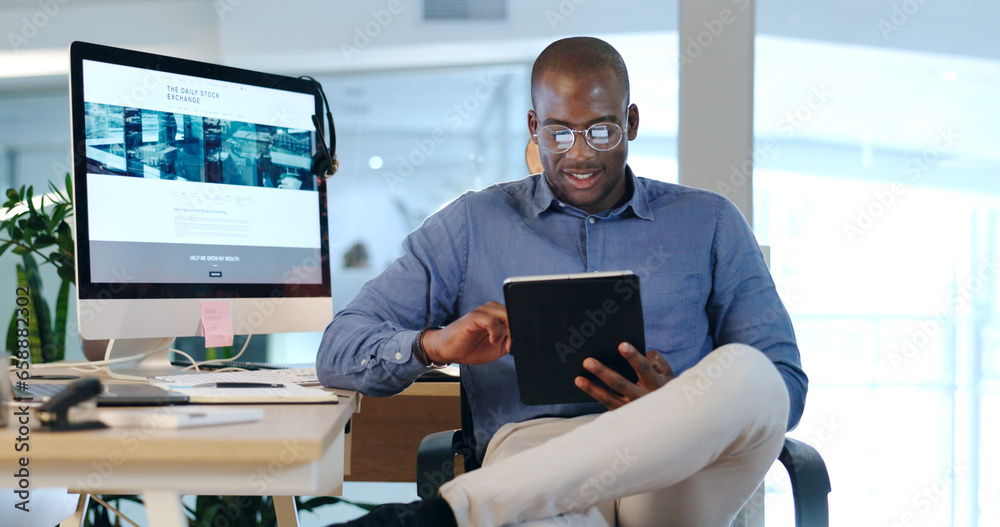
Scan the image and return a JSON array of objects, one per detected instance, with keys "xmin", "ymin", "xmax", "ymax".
[{"xmin": 754, "ymin": 32, "xmax": 1000, "ymax": 527}]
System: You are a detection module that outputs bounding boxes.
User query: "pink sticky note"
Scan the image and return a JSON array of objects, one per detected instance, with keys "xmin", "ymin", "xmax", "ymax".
[{"xmin": 200, "ymin": 300, "xmax": 234, "ymax": 348}]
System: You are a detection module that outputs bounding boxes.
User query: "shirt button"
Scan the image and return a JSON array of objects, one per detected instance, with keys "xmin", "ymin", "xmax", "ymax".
[
  {"xmin": 588, "ymin": 217, "xmax": 596, "ymax": 224},
  {"xmin": 360, "ymin": 359, "xmax": 367, "ymax": 365},
  {"xmin": 395, "ymin": 352, "xmax": 402, "ymax": 360},
  {"xmin": 559, "ymin": 202, "xmax": 566, "ymax": 207}
]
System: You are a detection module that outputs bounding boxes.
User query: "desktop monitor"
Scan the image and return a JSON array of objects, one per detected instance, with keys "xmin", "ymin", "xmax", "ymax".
[{"xmin": 69, "ymin": 41, "xmax": 333, "ymax": 379}]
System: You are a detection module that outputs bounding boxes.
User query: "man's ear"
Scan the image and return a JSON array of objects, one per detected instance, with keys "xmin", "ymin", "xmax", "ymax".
[
  {"xmin": 627, "ymin": 103, "xmax": 639, "ymax": 141},
  {"xmin": 527, "ymin": 109, "xmax": 539, "ymax": 141}
]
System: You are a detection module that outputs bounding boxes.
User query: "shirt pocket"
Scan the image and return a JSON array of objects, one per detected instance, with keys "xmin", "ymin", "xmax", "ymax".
[{"xmin": 640, "ymin": 272, "xmax": 703, "ymax": 352}]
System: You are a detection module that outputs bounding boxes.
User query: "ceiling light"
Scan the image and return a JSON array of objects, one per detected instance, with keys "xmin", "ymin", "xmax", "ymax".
[{"xmin": 0, "ymin": 48, "xmax": 67, "ymax": 78}]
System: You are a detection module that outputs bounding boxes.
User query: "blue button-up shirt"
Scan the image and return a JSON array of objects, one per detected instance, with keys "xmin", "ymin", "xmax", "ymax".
[{"xmin": 317, "ymin": 168, "xmax": 806, "ymax": 460}]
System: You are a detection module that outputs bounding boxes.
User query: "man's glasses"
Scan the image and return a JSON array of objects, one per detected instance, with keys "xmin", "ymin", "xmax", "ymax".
[{"xmin": 533, "ymin": 122, "xmax": 625, "ymax": 154}]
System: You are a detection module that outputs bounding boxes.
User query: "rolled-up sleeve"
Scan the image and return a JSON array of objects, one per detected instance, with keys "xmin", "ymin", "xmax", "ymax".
[{"xmin": 316, "ymin": 196, "xmax": 468, "ymax": 396}]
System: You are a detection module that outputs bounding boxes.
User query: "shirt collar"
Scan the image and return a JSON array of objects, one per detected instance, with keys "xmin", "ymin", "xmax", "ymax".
[{"xmin": 530, "ymin": 165, "xmax": 655, "ymax": 221}]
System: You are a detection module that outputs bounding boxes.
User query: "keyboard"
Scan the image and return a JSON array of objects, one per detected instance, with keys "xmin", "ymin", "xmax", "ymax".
[
  {"xmin": 14, "ymin": 383, "xmax": 64, "ymax": 399},
  {"xmin": 170, "ymin": 360, "xmax": 290, "ymax": 371},
  {"xmin": 154, "ymin": 367, "xmax": 320, "ymax": 386}
]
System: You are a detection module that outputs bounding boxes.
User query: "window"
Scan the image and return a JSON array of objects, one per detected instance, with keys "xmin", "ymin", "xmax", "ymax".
[{"xmin": 755, "ymin": 34, "xmax": 1000, "ymax": 526}]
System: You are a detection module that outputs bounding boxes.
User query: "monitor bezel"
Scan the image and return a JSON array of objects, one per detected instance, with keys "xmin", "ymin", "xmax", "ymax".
[{"xmin": 69, "ymin": 41, "xmax": 332, "ymax": 306}]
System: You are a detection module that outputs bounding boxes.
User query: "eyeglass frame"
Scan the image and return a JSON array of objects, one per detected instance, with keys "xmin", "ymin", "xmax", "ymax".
[{"xmin": 532, "ymin": 118, "xmax": 628, "ymax": 154}]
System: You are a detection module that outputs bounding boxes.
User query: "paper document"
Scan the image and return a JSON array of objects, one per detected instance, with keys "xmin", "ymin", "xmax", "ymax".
[
  {"xmin": 98, "ymin": 407, "xmax": 264, "ymax": 428},
  {"xmin": 156, "ymin": 382, "xmax": 340, "ymax": 404}
]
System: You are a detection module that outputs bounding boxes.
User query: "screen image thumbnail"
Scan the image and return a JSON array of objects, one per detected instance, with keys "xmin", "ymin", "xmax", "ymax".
[{"xmin": 84, "ymin": 102, "xmax": 315, "ymax": 191}]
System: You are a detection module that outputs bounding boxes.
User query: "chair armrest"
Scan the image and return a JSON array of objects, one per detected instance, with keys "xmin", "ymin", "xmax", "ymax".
[
  {"xmin": 778, "ymin": 437, "xmax": 831, "ymax": 527},
  {"xmin": 417, "ymin": 429, "xmax": 462, "ymax": 499}
]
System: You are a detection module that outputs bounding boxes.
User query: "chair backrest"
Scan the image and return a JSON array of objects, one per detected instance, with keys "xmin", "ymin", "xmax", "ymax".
[{"xmin": 458, "ymin": 381, "xmax": 482, "ymax": 472}]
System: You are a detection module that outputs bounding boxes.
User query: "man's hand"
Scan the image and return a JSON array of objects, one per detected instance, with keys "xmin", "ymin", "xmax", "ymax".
[
  {"xmin": 422, "ymin": 301, "xmax": 510, "ymax": 365},
  {"xmin": 575, "ymin": 342, "xmax": 674, "ymax": 410}
]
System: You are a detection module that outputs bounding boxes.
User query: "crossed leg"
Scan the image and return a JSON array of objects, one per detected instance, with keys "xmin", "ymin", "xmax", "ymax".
[{"xmin": 439, "ymin": 344, "xmax": 790, "ymax": 527}]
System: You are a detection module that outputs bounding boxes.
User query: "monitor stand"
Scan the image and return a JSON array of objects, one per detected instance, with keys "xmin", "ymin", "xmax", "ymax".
[{"xmin": 103, "ymin": 337, "xmax": 189, "ymax": 381}]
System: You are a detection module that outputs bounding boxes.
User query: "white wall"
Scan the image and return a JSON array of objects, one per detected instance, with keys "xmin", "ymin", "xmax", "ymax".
[{"xmin": 215, "ymin": 0, "xmax": 678, "ymax": 74}]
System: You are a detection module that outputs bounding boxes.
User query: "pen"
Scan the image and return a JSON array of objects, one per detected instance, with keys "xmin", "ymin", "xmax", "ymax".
[{"xmin": 191, "ymin": 382, "xmax": 285, "ymax": 388}]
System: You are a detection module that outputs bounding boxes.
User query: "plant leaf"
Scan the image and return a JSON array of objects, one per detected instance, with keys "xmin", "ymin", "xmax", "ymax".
[
  {"xmin": 58, "ymin": 224, "xmax": 74, "ymax": 253},
  {"xmin": 57, "ymin": 264, "xmax": 76, "ymax": 286},
  {"xmin": 26, "ymin": 214, "xmax": 46, "ymax": 231},
  {"xmin": 51, "ymin": 203, "xmax": 67, "ymax": 223},
  {"xmin": 51, "ymin": 278, "xmax": 70, "ymax": 362},
  {"xmin": 47, "ymin": 179, "xmax": 69, "ymax": 204},
  {"xmin": 35, "ymin": 234, "xmax": 57, "ymax": 248},
  {"xmin": 5, "ymin": 309, "xmax": 17, "ymax": 358},
  {"xmin": 57, "ymin": 223, "xmax": 74, "ymax": 262}
]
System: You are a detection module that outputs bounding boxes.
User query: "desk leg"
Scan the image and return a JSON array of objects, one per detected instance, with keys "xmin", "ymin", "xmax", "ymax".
[
  {"xmin": 60, "ymin": 494, "xmax": 90, "ymax": 527},
  {"xmin": 274, "ymin": 495, "xmax": 299, "ymax": 527},
  {"xmin": 144, "ymin": 491, "xmax": 187, "ymax": 527}
]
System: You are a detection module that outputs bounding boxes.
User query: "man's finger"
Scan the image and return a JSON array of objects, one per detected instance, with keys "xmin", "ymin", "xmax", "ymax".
[
  {"xmin": 485, "ymin": 316, "xmax": 507, "ymax": 344},
  {"xmin": 584, "ymin": 357, "xmax": 645, "ymax": 401},
  {"xmin": 619, "ymin": 342, "xmax": 659, "ymax": 385},
  {"xmin": 477, "ymin": 301, "xmax": 509, "ymax": 322},
  {"xmin": 466, "ymin": 303, "xmax": 509, "ymax": 342},
  {"xmin": 647, "ymin": 349, "xmax": 674, "ymax": 378},
  {"xmin": 575, "ymin": 376, "xmax": 626, "ymax": 410}
]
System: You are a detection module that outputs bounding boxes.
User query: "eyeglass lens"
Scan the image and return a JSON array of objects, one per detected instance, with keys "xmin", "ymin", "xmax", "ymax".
[{"xmin": 538, "ymin": 123, "xmax": 622, "ymax": 153}]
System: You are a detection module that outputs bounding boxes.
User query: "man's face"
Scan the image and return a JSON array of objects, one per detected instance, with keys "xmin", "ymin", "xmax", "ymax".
[{"xmin": 528, "ymin": 68, "xmax": 638, "ymax": 214}]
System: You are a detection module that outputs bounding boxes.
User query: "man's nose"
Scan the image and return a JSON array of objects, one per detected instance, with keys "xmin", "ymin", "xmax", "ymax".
[{"xmin": 564, "ymin": 131, "xmax": 595, "ymax": 161}]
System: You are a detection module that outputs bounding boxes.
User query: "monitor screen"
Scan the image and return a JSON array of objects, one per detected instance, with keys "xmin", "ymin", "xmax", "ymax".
[{"xmin": 69, "ymin": 42, "xmax": 332, "ymax": 375}]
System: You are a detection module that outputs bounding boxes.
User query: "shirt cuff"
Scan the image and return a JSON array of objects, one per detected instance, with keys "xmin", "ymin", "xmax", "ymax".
[{"xmin": 384, "ymin": 329, "xmax": 439, "ymax": 378}]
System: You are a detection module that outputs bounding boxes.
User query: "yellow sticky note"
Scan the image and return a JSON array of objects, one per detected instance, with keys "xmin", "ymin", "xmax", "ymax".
[{"xmin": 201, "ymin": 300, "xmax": 234, "ymax": 348}]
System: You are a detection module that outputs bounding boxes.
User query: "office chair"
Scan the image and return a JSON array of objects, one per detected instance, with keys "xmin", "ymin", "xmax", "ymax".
[{"xmin": 416, "ymin": 383, "xmax": 831, "ymax": 527}]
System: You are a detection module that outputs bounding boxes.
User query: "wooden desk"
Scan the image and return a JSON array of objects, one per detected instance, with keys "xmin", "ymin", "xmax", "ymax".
[
  {"xmin": 347, "ymin": 381, "xmax": 461, "ymax": 482},
  {"xmin": 1, "ymin": 375, "xmax": 357, "ymax": 527}
]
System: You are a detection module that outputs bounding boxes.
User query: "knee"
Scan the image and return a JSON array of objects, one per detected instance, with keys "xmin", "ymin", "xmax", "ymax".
[
  {"xmin": 720, "ymin": 343, "xmax": 785, "ymax": 385},
  {"xmin": 689, "ymin": 344, "xmax": 789, "ymax": 411}
]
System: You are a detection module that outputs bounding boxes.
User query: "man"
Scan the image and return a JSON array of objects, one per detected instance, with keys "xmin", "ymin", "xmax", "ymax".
[{"xmin": 318, "ymin": 36, "xmax": 806, "ymax": 526}]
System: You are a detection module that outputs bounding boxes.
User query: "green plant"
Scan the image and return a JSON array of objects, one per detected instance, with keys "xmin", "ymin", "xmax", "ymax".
[
  {"xmin": 81, "ymin": 494, "xmax": 378, "ymax": 526},
  {"xmin": 183, "ymin": 495, "xmax": 379, "ymax": 526},
  {"xmin": 1, "ymin": 172, "xmax": 75, "ymax": 363}
]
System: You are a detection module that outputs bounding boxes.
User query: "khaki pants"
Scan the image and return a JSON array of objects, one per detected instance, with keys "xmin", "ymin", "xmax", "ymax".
[{"xmin": 439, "ymin": 344, "xmax": 790, "ymax": 527}]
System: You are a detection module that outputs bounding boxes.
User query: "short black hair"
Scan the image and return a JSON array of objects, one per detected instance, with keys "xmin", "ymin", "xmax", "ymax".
[{"xmin": 530, "ymin": 36, "xmax": 630, "ymax": 110}]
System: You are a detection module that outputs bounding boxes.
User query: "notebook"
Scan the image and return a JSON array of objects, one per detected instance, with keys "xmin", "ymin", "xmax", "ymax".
[{"xmin": 503, "ymin": 270, "xmax": 645, "ymax": 405}]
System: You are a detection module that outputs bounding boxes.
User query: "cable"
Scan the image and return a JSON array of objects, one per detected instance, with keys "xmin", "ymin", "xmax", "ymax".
[
  {"xmin": 170, "ymin": 348, "xmax": 201, "ymax": 372},
  {"xmin": 8, "ymin": 336, "xmax": 252, "ymax": 374},
  {"xmin": 299, "ymin": 75, "xmax": 339, "ymax": 178},
  {"xmin": 177, "ymin": 334, "xmax": 254, "ymax": 371},
  {"xmin": 11, "ymin": 339, "xmax": 173, "ymax": 372}
]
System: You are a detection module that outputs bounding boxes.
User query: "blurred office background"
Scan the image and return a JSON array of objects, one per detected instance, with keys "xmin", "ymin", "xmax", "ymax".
[{"xmin": 1, "ymin": 0, "xmax": 998, "ymax": 525}]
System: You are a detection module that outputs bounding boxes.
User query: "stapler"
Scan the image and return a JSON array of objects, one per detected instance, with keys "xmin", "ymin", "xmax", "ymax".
[{"xmin": 37, "ymin": 378, "xmax": 108, "ymax": 432}]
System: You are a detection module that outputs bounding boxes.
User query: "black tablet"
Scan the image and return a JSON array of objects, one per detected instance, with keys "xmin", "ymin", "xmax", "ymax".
[{"xmin": 503, "ymin": 271, "xmax": 644, "ymax": 405}]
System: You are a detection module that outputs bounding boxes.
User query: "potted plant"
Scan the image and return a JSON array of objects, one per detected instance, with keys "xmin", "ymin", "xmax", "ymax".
[{"xmin": 1, "ymin": 173, "xmax": 75, "ymax": 364}]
